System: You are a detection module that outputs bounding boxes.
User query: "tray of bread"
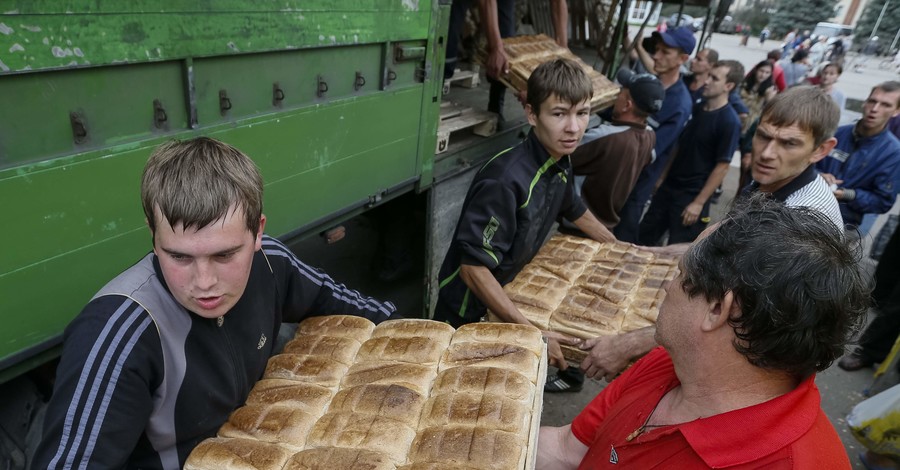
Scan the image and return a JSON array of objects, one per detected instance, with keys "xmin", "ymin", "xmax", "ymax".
[
  {"xmin": 476, "ymin": 34, "xmax": 620, "ymax": 113},
  {"xmin": 489, "ymin": 234, "xmax": 679, "ymax": 364},
  {"xmin": 185, "ymin": 317, "xmax": 547, "ymax": 470}
]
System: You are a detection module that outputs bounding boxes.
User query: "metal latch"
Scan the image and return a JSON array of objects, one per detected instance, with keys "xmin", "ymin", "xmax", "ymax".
[
  {"xmin": 354, "ymin": 71, "xmax": 366, "ymax": 91},
  {"xmin": 153, "ymin": 99, "xmax": 168, "ymax": 129},
  {"xmin": 272, "ymin": 82, "xmax": 285, "ymax": 107},
  {"xmin": 219, "ymin": 89, "xmax": 232, "ymax": 116},
  {"xmin": 317, "ymin": 75, "xmax": 328, "ymax": 98},
  {"xmin": 394, "ymin": 45, "xmax": 426, "ymax": 62},
  {"xmin": 69, "ymin": 111, "xmax": 88, "ymax": 145}
]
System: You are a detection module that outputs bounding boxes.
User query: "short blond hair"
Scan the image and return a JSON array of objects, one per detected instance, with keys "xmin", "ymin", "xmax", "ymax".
[
  {"xmin": 141, "ymin": 137, "xmax": 263, "ymax": 236},
  {"xmin": 527, "ymin": 59, "xmax": 593, "ymax": 114}
]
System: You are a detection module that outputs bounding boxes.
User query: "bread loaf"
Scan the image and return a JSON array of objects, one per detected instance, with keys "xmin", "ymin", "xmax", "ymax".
[
  {"xmin": 451, "ymin": 322, "xmax": 544, "ymax": 358},
  {"xmin": 530, "ymin": 258, "xmax": 588, "ymax": 283},
  {"xmin": 371, "ymin": 319, "xmax": 455, "ymax": 345},
  {"xmin": 327, "ymin": 383, "xmax": 426, "ymax": 427},
  {"xmin": 262, "ymin": 354, "xmax": 348, "ymax": 387},
  {"xmin": 431, "ymin": 366, "xmax": 535, "ymax": 405},
  {"xmin": 245, "ymin": 380, "xmax": 334, "ymax": 415},
  {"xmin": 283, "ymin": 447, "xmax": 396, "ymax": 470},
  {"xmin": 296, "ymin": 315, "xmax": 375, "ymax": 343},
  {"xmin": 502, "ymin": 265, "xmax": 570, "ymax": 311},
  {"xmin": 439, "ymin": 343, "xmax": 539, "ymax": 379},
  {"xmin": 354, "ymin": 336, "xmax": 445, "ymax": 365},
  {"xmin": 342, "ymin": 361, "xmax": 437, "ymax": 396},
  {"xmin": 218, "ymin": 404, "xmax": 317, "ymax": 448},
  {"xmin": 408, "ymin": 425, "xmax": 526, "ymax": 470},
  {"xmin": 306, "ymin": 411, "xmax": 417, "ymax": 464},
  {"xmin": 418, "ymin": 392, "xmax": 530, "ymax": 433},
  {"xmin": 533, "ymin": 236, "xmax": 600, "ymax": 262},
  {"xmin": 550, "ymin": 288, "xmax": 626, "ymax": 338},
  {"xmin": 487, "ymin": 302, "xmax": 552, "ymax": 331},
  {"xmin": 184, "ymin": 437, "xmax": 294, "ymax": 470},
  {"xmin": 282, "ymin": 334, "xmax": 362, "ymax": 366},
  {"xmin": 575, "ymin": 264, "xmax": 641, "ymax": 304}
]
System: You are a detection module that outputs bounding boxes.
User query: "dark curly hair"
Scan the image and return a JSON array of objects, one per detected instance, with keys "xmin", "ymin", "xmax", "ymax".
[{"xmin": 679, "ymin": 194, "xmax": 869, "ymax": 379}]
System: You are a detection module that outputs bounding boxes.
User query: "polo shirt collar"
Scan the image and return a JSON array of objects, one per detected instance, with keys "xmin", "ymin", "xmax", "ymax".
[
  {"xmin": 678, "ymin": 374, "xmax": 821, "ymax": 468},
  {"xmin": 744, "ymin": 164, "xmax": 817, "ymax": 202}
]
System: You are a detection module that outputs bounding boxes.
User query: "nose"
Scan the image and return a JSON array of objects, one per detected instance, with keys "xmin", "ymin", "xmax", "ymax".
[
  {"xmin": 564, "ymin": 114, "xmax": 581, "ymax": 133},
  {"xmin": 757, "ymin": 139, "xmax": 776, "ymax": 161},
  {"xmin": 194, "ymin": 259, "xmax": 217, "ymax": 292}
]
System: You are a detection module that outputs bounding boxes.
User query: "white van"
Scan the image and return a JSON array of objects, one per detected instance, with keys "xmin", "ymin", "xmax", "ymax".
[{"xmin": 812, "ymin": 22, "xmax": 854, "ymax": 49}]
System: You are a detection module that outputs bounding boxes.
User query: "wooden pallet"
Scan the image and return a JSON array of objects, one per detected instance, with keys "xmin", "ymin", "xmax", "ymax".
[
  {"xmin": 436, "ymin": 101, "xmax": 498, "ymax": 154},
  {"xmin": 442, "ymin": 66, "xmax": 481, "ymax": 95}
]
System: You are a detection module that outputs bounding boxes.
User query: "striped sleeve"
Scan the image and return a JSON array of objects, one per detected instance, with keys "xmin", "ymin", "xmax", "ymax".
[
  {"xmin": 33, "ymin": 296, "xmax": 160, "ymax": 470},
  {"xmin": 262, "ymin": 236, "xmax": 397, "ymax": 323}
]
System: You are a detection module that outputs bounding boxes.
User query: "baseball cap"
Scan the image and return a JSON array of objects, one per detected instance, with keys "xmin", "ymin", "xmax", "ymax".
[
  {"xmin": 650, "ymin": 26, "xmax": 696, "ymax": 55},
  {"xmin": 616, "ymin": 68, "xmax": 665, "ymax": 114}
]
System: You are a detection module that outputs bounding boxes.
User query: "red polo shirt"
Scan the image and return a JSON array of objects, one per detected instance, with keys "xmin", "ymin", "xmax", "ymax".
[{"xmin": 571, "ymin": 348, "xmax": 850, "ymax": 469}]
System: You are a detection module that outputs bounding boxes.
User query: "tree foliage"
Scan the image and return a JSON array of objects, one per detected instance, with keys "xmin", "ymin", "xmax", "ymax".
[
  {"xmin": 734, "ymin": 0, "xmax": 775, "ymax": 32},
  {"xmin": 855, "ymin": 0, "xmax": 900, "ymax": 51},
  {"xmin": 768, "ymin": 0, "xmax": 838, "ymax": 36}
]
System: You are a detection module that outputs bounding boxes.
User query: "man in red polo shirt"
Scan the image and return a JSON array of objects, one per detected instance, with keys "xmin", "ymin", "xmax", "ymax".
[{"xmin": 537, "ymin": 196, "xmax": 867, "ymax": 469}]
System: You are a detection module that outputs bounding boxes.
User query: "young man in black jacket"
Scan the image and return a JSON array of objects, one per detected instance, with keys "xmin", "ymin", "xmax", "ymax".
[{"xmin": 33, "ymin": 138, "xmax": 396, "ymax": 469}]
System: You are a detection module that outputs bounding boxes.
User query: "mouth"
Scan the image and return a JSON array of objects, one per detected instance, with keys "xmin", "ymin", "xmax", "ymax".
[
  {"xmin": 560, "ymin": 139, "xmax": 579, "ymax": 149},
  {"xmin": 196, "ymin": 296, "xmax": 224, "ymax": 310}
]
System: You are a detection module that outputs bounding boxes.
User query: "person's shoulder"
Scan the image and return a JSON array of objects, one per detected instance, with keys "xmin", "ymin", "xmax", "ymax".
[{"xmin": 786, "ymin": 408, "xmax": 850, "ymax": 468}]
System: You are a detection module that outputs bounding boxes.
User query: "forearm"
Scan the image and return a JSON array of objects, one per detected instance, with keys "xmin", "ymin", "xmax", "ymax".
[
  {"xmin": 635, "ymin": 40, "xmax": 655, "ymax": 72},
  {"xmin": 572, "ymin": 211, "xmax": 617, "ymax": 243},
  {"xmin": 459, "ymin": 264, "xmax": 531, "ymax": 325},
  {"xmin": 477, "ymin": 0, "xmax": 502, "ymax": 50},
  {"xmin": 536, "ymin": 425, "xmax": 588, "ymax": 470},
  {"xmin": 551, "ymin": 0, "xmax": 568, "ymax": 47},
  {"xmin": 693, "ymin": 163, "xmax": 730, "ymax": 205}
]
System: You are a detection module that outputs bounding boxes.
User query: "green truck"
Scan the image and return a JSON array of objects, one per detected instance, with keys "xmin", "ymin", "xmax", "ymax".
[{"xmin": 0, "ymin": 2, "xmax": 540, "ymax": 465}]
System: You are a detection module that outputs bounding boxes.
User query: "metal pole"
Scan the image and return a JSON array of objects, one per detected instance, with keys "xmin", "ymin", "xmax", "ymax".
[
  {"xmin": 891, "ymin": 26, "xmax": 900, "ymax": 52},
  {"xmin": 871, "ymin": 0, "xmax": 890, "ymax": 40}
]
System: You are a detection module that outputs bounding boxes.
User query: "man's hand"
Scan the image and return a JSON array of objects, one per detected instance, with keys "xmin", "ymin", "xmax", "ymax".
[
  {"xmin": 681, "ymin": 201, "xmax": 703, "ymax": 226},
  {"xmin": 821, "ymin": 173, "xmax": 843, "ymax": 186},
  {"xmin": 834, "ymin": 188, "xmax": 845, "ymax": 199},
  {"xmin": 543, "ymin": 330, "xmax": 582, "ymax": 371},
  {"xmin": 580, "ymin": 335, "xmax": 634, "ymax": 381},
  {"xmin": 485, "ymin": 48, "xmax": 510, "ymax": 80}
]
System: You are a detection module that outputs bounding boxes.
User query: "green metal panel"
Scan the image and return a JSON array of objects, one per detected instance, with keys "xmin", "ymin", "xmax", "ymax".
[
  {"xmin": 0, "ymin": 2, "xmax": 431, "ymax": 72},
  {"xmin": 0, "ymin": 2, "xmax": 442, "ymax": 381}
]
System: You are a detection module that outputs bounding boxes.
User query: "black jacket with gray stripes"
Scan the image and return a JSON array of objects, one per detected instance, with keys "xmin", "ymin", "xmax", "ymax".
[{"xmin": 33, "ymin": 235, "xmax": 395, "ymax": 469}]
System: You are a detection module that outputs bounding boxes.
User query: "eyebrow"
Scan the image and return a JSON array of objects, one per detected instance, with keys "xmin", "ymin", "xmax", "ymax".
[
  {"xmin": 160, "ymin": 244, "xmax": 243, "ymax": 258},
  {"xmin": 757, "ymin": 127, "xmax": 804, "ymax": 145}
]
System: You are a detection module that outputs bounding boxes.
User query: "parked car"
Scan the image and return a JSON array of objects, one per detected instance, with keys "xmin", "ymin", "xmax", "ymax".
[
  {"xmin": 717, "ymin": 15, "xmax": 737, "ymax": 34},
  {"xmin": 666, "ymin": 13, "xmax": 696, "ymax": 31}
]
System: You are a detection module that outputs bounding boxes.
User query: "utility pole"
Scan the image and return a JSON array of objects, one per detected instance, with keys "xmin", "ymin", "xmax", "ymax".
[{"xmin": 871, "ymin": 0, "xmax": 891, "ymax": 40}]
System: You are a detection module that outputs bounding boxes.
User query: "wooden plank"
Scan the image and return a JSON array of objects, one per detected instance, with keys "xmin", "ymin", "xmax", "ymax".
[
  {"xmin": 524, "ymin": 341, "xmax": 548, "ymax": 470},
  {"xmin": 435, "ymin": 105, "xmax": 498, "ymax": 154}
]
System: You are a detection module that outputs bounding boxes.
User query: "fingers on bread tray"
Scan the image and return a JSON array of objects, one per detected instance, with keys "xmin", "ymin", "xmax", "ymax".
[{"xmin": 186, "ymin": 317, "xmax": 545, "ymax": 469}]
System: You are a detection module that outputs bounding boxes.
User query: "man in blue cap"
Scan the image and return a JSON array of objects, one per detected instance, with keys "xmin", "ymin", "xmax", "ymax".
[{"xmin": 614, "ymin": 27, "xmax": 695, "ymax": 243}]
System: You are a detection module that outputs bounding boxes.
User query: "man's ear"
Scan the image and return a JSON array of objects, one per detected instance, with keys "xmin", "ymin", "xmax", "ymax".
[
  {"xmin": 702, "ymin": 290, "xmax": 737, "ymax": 332},
  {"xmin": 526, "ymin": 103, "xmax": 538, "ymax": 127},
  {"xmin": 809, "ymin": 136, "xmax": 837, "ymax": 164},
  {"xmin": 254, "ymin": 215, "xmax": 267, "ymax": 251}
]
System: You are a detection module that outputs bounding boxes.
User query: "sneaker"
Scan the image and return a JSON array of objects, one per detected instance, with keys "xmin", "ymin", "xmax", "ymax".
[
  {"xmin": 838, "ymin": 351, "xmax": 875, "ymax": 371},
  {"xmin": 544, "ymin": 374, "xmax": 583, "ymax": 393}
]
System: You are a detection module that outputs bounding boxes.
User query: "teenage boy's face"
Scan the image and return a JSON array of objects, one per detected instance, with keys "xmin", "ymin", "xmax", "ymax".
[
  {"xmin": 653, "ymin": 43, "xmax": 687, "ymax": 75},
  {"xmin": 527, "ymin": 94, "xmax": 591, "ymax": 160},
  {"xmin": 152, "ymin": 206, "xmax": 265, "ymax": 319}
]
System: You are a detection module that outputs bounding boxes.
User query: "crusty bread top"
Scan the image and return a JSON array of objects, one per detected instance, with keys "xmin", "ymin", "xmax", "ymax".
[
  {"xmin": 262, "ymin": 354, "xmax": 348, "ymax": 387},
  {"xmin": 183, "ymin": 437, "xmax": 294, "ymax": 470},
  {"xmin": 283, "ymin": 447, "xmax": 397, "ymax": 470},
  {"xmin": 418, "ymin": 392, "xmax": 531, "ymax": 434},
  {"xmin": 218, "ymin": 404, "xmax": 317, "ymax": 449},
  {"xmin": 355, "ymin": 336, "xmax": 446, "ymax": 365},
  {"xmin": 245, "ymin": 380, "xmax": 334, "ymax": 414},
  {"xmin": 341, "ymin": 361, "xmax": 438, "ymax": 396},
  {"xmin": 327, "ymin": 383, "xmax": 426, "ymax": 427},
  {"xmin": 296, "ymin": 315, "xmax": 375, "ymax": 341},
  {"xmin": 281, "ymin": 334, "xmax": 362, "ymax": 366},
  {"xmin": 502, "ymin": 265, "xmax": 571, "ymax": 311},
  {"xmin": 431, "ymin": 367, "xmax": 534, "ymax": 405},
  {"xmin": 450, "ymin": 322, "xmax": 544, "ymax": 357},
  {"xmin": 371, "ymin": 319, "xmax": 455, "ymax": 344},
  {"xmin": 439, "ymin": 343, "xmax": 539, "ymax": 380},
  {"xmin": 550, "ymin": 288, "xmax": 626, "ymax": 339},
  {"xmin": 408, "ymin": 425, "xmax": 526, "ymax": 470},
  {"xmin": 398, "ymin": 464, "xmax": 485, "ymax": 470},
  {"xmin": 306, "ymin": 411, "xmax": 417, "ymax": 464}
]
